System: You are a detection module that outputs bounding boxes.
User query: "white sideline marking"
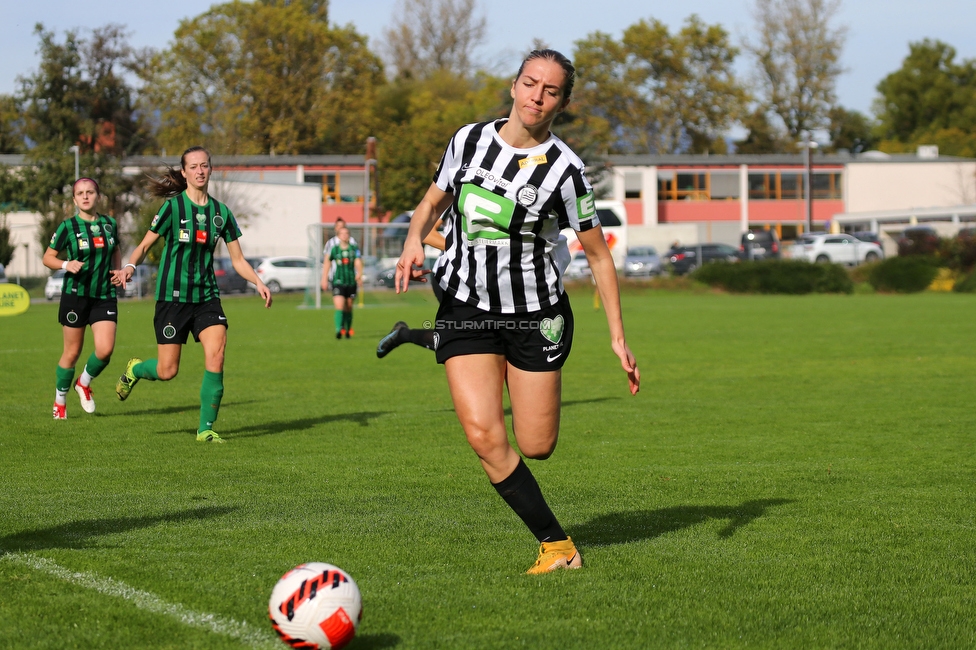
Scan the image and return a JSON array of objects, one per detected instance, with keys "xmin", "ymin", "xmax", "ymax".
[{"xmin": 3, "ymin": 553, "xmax": 279, "ymax": 649}]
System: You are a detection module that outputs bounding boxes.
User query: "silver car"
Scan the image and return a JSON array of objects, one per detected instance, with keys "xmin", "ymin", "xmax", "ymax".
[{"xmin": 624, "ymin": 246, "xmax": 662, "ymax": 277}]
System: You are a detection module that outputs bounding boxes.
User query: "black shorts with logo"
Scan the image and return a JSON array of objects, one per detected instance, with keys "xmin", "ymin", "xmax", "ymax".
[
  {"xmin": 332, "ymin": 284, "xmax": 357, "ymax": 299},
  {"xmin": 59, "ymin": 294, "xmax": 118, "ymax": 328},
  {"xmin": 433, "ymin": 291, "xmax": 574, "ymax": 372},
  {"xmin": 154, "ymin": 299, "xmax": 227, "ymax": 344}
]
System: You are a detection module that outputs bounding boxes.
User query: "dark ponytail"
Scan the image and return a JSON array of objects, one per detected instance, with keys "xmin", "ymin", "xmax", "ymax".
[{"xmin": 147, "ymin": 146, "xmax": 212, "ymax": 198}]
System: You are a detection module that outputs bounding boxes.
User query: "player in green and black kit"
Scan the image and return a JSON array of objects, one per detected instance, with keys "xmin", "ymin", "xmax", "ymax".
[
  {"xmin": 42, "ymin": 178, "xmax": 121, "ymax": 419},
  {"xmin": 113, "ymin": 146, "xmax": 273, "ymax": 442},
  {"xmin": 320, "ymin": 226, "xmax": 362, "ymax": 338}
]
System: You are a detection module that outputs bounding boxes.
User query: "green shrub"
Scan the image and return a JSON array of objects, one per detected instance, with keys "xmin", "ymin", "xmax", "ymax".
[
  {"xmin": 868, "ymin": 256, "xmax": 939, "ymax": 293},
  {"xmin": 953, "ymin": 270, "xmax": 976, "ymax": 293},
  {"xmin": 691, "ymin": 260, "xmax": 853, "ymax": 294}
]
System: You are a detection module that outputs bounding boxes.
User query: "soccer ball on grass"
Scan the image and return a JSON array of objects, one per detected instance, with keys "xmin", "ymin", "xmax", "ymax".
[{"xmin": 268, "ymin": 562, "xmax": 362, "ymax": 649}]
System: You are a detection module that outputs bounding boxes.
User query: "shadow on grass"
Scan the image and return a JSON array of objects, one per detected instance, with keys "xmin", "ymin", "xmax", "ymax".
[
  {"xmin": 352, "ymin": 633, "xmax": 401, "ymax": 649},
  {"xmin": 0, "ymin": 505, "xmax": 236, "ymax": 554},
  {"xmin": 220, "ymin": 411, "xmax": 392, "ymax": 439},
  {"xmin": 99, "ymin": 400, "xmax": 263, "ymax": 417},
  {"xmin": 574, "ymin": 498, "xmax": 793, "ymax": 546}
]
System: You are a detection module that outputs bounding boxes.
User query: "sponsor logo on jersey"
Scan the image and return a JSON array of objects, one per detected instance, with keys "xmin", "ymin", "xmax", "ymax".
[
  {"xmin": 577, "ymin": 192, "xmax": 596, "ymax": 220},
  {"xmin": 89, "ymin": 224, "xmax": 101, "ymax": 235},
  {"xmin": 540, "ymin": 315, "xmax": 565, "ymax": 344},
  {"xmin": 518, "ymin": 154, "xmax": 547, "ymax": 169},
  {"xmin": 50, "ymin": 233, "xmax": 57, "ymax": 245},
  {"xmin": 162, "ymin": 324, "xmax": 177, "ymax": 339},
  {"xmin": 179, "ymin": 229, "xmax": 190, "ymax": 243},
  {"xmin": 196, "ymin": 213, "xmax": 206, "ymax": 225},
  {"xmin": 151, "ymin": 214, "xmax": 161, "ymax": 228},
  {"xmin": 516, "ymin": 185, "xmax": 538, "ymax": 207},
  {"xmin": 78, "ymin": 237, "xmax": 89, "ymax": 250},
  {"xmin": 459, "ymin": 184, "xmax": 515, "ymax": 245},
  {"xmin": 469, "ymin": 167, "xmax": 512, "ymax": 190},
  {"xmin": 108, "ymin": 237, "xmax": 115, "ymax": 246},
  {"xmin": 93, "ymin": 236, "xmax": 105, "ymax": 248},
  {"xmin": 196, "ymin": 230, "xmax": 208, "ymax": 244}
]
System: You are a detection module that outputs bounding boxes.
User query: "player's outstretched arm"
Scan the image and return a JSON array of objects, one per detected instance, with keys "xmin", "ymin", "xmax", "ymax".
[
  {"xmin": 113, "ymin": 230, "xmax": 160, "ymax": 286},
  {"xmin": 396, "ymin": 184, "xmax": 452, "ymax": 293},
  {"xmin": 578, "ymin": 227, "xmax": 640, "ymax": 395},
  {"xmin": 227, "ymin": 239, "xmax": 272, "ymax": 308}
]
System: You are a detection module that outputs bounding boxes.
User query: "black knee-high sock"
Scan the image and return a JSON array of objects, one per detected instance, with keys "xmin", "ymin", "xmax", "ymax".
[
  {"xmin": 492, "ymin": 458, "xmax": 567, "ymax": 543},
  {"xmin": 405, "ymin": 328, "xmax": 436, "ymax": 350}
]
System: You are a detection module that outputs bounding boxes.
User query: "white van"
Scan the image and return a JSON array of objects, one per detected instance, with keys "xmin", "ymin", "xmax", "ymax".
[{"xmin": 561, "ymin": 199, "xmax": 628, "ymax": 270}]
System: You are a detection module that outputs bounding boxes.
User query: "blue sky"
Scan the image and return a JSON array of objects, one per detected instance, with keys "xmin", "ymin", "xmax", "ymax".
[{"xmin": 3, "ymin": 0, "xmax": 975, "ymax": 117}]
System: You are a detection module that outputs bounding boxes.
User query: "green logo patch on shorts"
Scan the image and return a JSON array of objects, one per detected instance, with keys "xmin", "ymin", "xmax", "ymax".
[{"xmin": 540, "ymin": 315, "xmax": 565, "ymax": 344}]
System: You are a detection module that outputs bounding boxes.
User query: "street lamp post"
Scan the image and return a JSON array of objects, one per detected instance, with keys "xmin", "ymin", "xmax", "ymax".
[
  {"xmin": 800, "ymin": 136, "xmax": 819, "ymax": 234},
  {"xmin": 362, "ymin": 137, "xmax": 377, "ymax": 260},
  {"xmin": 69, "ymin": 145, "xmax": 79, "ymax": 181}
]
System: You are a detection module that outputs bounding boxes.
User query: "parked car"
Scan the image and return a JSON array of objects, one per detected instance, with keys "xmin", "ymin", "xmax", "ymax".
[
  {"xmin": 623, "ymin": 246, "xmax": 662, "ymax": 277},
  {"xmin": 0, "ymin": 262, "xmax": 6, "ymax": 282},
  {"xmin": 897, "ymin": 226, "xmax": 940, "ymax": 256},
  {"xmin": 564, "ymin": 251, "xmax": 591, "ymax": 280},
  {"xmin": 792, "ymin": 233, "xmax": 883, "ymax": 265},
  {"xmin": 740, "ymin": 229, "xmax": 780, "ymax": 261},
  {"xmin": 253, "ymin": 256, "xmax": 314, "ymax": 293},
  {"xmin": 45, "ymin": 269, "xmax": 65, "ymax": 300},
  {"xmin": 213, "ymin": 257, "xmax": 260, "ymax": 294},
  {"xmin": 668, "ymin": 243, "xmax": 740, "ymax": 275},
  {"xmin": 851, "ymin": 231, "xmax": 882, "ymax": 246},
  {"xmin": 122, "ymin": 264, "xmax": 157, "ymax": 298}
]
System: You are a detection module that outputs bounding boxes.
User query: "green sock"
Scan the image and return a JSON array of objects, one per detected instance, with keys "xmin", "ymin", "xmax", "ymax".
[
  {"xmin": 334, "ymin": 310, "xmax": 344, "ymax": 333},
  {"xmin": 55, "ymin": 365, "xmax": 75, "ymax": 392},
  {"xmin": 84, "ymin": 352, "xmax": 110, "ymax": 379},
  {"xmin": 134, "ymin": 359, "xmax": 160, "ymax": 380},
  {"xmin": 343, "ymin": 310, "xmax": 353, "ymax": 331},
  {"xmin": 198, "ymin": 370, "xmax": 224, "ymax": 433}
]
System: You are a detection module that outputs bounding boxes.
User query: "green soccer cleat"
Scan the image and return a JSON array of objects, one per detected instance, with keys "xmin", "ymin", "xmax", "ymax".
[
  {"xmin": 196, "ymin": 430, "xmax": 225, "ymax": 443},
  {"xmin": 115, "ymin": 357, "xmax": 142, "ymax": 401}
]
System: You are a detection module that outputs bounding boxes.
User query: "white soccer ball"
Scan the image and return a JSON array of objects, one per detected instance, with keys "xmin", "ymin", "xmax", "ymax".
[{"xmin": 268, "ymin": 562, "xmax": 362, "ymax": 650}]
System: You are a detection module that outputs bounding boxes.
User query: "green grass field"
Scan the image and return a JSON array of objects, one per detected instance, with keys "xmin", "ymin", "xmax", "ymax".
[{"xmin": 1, "ymin": 287, "xmax": 975, "ymax": 649}]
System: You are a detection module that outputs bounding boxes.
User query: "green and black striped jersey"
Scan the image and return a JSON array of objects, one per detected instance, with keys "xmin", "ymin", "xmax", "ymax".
[
  {"xmin": 328, "ymin": 243, "xmax": 360, "ymax": 287},
  {"xmin": 48, "ymin": 214, "xmax": 119, "ymax": 299},
  {"xmin": 150, "ymin": 192, "xmax": 242, "ymax": 303}
]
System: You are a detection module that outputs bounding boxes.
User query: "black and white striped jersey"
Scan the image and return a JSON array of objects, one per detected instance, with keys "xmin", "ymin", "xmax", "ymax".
[{"xmin": 431, "ymin": 119, "xmax": 600, "ymax": 313}]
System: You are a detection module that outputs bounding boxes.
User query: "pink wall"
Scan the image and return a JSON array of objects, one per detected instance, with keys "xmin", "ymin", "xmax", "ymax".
[
  {"xmin": 653, "ymin": 199, "xmax": 843, "ymax": 225},
  {"xmin": 322, "ymin": 204, "xmax": 367, "ymax": 223},
  {"xmin": 658, "ymin": 201, "xmax": 741, "ymax": 223}
]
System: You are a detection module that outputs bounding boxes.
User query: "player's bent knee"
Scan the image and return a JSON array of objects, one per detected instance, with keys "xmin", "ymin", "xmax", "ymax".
[{"xmin": 156, "ymin": 366, "xmax": 179, "ymax": 381}]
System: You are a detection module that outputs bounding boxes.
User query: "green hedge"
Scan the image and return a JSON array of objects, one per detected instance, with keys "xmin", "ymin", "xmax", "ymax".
[
  {"xmin": 691, "ymin": 260, "xmax": 853, "ymax": 294},
  {"xmin": 953, "ymin": 271, "xmax": 976, "ymax": 293},
  {"xmin": 868, "ymin": 256, "xmax": 939, "ymax": 293}
]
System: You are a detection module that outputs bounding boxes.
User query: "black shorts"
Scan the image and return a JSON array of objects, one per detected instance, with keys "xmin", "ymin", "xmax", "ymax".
[
  {"xmin": 154, "ymin": 299, "xmax": 227, "ymax": 344},
  {"xmin": 433, "ymin": 292, "xmax": 574, "ymax": 371},
  {"xmin": 59, "ymin": 294, "xmax": 118, "ymax": 328},
  {"xmin": 332, "ymin": 284, "xmax": 357, "ymax": 299}
]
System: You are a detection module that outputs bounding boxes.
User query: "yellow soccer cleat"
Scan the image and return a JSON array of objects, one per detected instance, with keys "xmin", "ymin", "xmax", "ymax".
[
  {"xmin": 196, "ymin": 430, "xmax": 226, "ymax": 443},
  {"xmin": 115, "ymin": 357, "xmax": 142, "ymax": 401},
  {"xmin": 526, "ymin": 537, "xmax": 583, "ymax": 575}
]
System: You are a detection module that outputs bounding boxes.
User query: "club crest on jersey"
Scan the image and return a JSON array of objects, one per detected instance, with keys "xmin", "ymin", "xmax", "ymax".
[
  {"xmin": 104, "ymin": 224, "xmax": 113, "ymax": 234},
  {"xmin": 179, "ymin": 229, "xmax": 190, "ymax": 243},
  {"xmin": 213, "ymin": 215, "xmax": 225, "ymax": 229},
  {"xmin": 516, "ymin": 185, "xmax": 538, "ymax": 207}
]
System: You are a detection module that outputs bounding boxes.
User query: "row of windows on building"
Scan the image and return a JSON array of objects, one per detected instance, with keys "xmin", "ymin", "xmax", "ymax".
[{"xmin": 623, "ymin": 171, "xmax": 844, "ymax": 201}]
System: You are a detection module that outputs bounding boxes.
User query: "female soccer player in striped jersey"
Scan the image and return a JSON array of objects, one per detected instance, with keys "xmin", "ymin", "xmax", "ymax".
[
  {"xmin": 395, "ymin": 50, "xmax": 640, "ymax": 573},
  {"xmin": 112, "ymin": 147, "xmax": 273, "ymax": 442},
  {"xmin": 42, "ymin": 178, "xmax": 121, "ymax": 419}
]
